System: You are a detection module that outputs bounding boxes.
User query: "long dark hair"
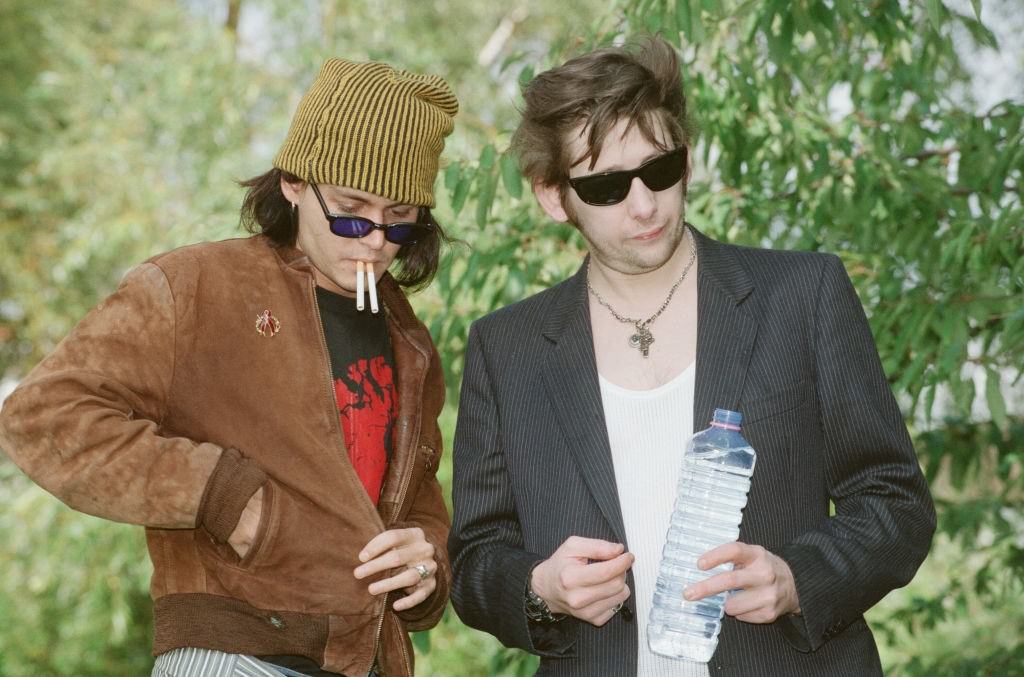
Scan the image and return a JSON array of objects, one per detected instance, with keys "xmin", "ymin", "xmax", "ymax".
[{"xmin": 239, "ymin": 168, "xmax": 448, "ymax": 291}]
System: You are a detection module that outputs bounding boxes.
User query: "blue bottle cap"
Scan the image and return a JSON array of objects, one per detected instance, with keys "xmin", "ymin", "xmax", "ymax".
[{"xmin": 711, "ymin": 408, "xmax": 742, "ymax": 427}]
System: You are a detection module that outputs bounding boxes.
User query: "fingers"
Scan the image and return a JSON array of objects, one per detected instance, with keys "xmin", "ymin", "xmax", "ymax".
[
  {"xmin": 353, "ymin": 527, "xmax": 438, "ymax": 614},
  {"xmin": 722, "ymin": 587, "xmax": 781, "ymax": 623},
  {"xmin": 367, "ymin": 562, "xmax": 436, "ymax": 596},
  {"xmin": 559, "ymin": 565, "xmax": 630, "ymax": 612},
  {"xmin": 567, "ymin": 552, "xmax": 635, "ymax": 587},
  {"xmin": 359, "ymin": 527, "xmax": 425, "ymax": 563},
  {"xmin": 697, "ymin": 541, "xmax": 753, "ymax": 570},
  {"xmin": 558, "ymin": 536, "xmax": 626, "ymax": 562},
  {"xmin": 686, "ymin": 542, "xmax": 763, "ymax": 600},
  {"xmin": 355, "ymin": 528, "xmax": 433, "ymax": 579},
  {"xmin": 683, "ymin": 544, "xmax": 801, "ymax": 623},
  {"xmin": 227, "ymin": 487, "xmax": 264, "ymax": 558},
  {"xmin": 392, "ymin": 579, "xmax": 436, "ymax": 611},
  {"xmin": 685, "ymin": 568, "xmax": 742, "ymax": 602},
  {"xmin": 538, "ymin": 553, "xmax": 632, "ymax": 619},
  {"xmin": 372, "ymin": 561, "xmax": 438, "ymax": 612},
  {"xmin": 577, "ymin": 585, "xmax": 631, "ymax": 627}
]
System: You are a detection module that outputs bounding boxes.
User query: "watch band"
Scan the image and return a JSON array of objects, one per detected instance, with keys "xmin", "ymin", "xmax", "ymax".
[{"xmin": 525, "ymin": 586, "xmax": 566, "ymax": 623}]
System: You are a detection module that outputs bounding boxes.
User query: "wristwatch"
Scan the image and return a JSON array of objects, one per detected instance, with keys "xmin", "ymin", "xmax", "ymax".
[{"xmin": 525, "ymin": 585, "xmax": 566, "ymax": 623}]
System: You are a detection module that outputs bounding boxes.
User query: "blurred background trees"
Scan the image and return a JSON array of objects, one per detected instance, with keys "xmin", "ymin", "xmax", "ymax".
[{"xmin": 1, "ymin": 0, "xmax": 1021, "ymax": 674}]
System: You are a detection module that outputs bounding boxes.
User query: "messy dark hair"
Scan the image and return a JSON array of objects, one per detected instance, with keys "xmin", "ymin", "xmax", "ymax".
[
  {"xmin": 511, "ymin": 36, "xmax": 695, "ymax": 187},
  {"xmin": 239, "ymin": 168, "xmax": 448, "ymax": 291}
]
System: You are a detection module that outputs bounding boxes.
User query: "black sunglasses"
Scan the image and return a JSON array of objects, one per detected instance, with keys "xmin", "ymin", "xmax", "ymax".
[
  {"xmin": 309, "ymin": 182, "xmax": 432, "ymax": 246},
  {"xmin": 567, "ymin": 146, "xmax": 688, "ymax": 206}
]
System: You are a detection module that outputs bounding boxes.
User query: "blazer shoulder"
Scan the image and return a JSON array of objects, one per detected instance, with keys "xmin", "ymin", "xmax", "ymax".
[
  {"xmin": 723, "ymin": 240, "xmax": 840, "ymax": 290},
  {"xmin": 726, "ymin": 239, "xmax": 836, "ymax": 267}
]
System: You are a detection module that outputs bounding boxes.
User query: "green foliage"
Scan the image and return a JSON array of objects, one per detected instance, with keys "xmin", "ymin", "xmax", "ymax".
[
  {"xmin": 0, "ymin": 0, "xmax": 1021, "ymax": 675},
  {"xmin": 0, "ymin": 466, "xmax": 152, "ymax": 676},
  {"xmin": 868, "ymin": 418, "xmax": 1024, "ymax": 674}
]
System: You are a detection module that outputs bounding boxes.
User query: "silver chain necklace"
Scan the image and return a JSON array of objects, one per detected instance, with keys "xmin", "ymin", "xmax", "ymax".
[{"xmin": 586, "ymin": 228, "xmax": 697, "ymax": 358}]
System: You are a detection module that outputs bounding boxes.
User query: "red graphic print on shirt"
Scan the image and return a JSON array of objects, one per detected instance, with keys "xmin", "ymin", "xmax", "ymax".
[{"xmin": 333, "ymin": 356, "xmax": 396, "ymax": 504}]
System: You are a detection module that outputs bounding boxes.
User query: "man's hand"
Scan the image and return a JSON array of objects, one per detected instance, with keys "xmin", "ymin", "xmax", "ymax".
[
  {"xmin": 683, "ymin": 542, "xmax": 801, "ymax": 623},
  {"xmin": 353, "ymin": 527, "xmax": 437, "ymax": 612},
  {"xmin": 227, "ymin": 487, "xmax": 264, "ymax": 559},
  {"xmin": 530, "ymin": 536, "xmax": 634, "ymax": 627}
]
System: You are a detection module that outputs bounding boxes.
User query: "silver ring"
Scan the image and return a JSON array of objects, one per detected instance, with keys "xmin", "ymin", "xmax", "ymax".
[
  {"xmin": 612, "ymin": 602, "xmax": 624, "ymax": 613},
  {"xmin": 413, "ymin": 563, "xmax": 430, "ymax": 581}
]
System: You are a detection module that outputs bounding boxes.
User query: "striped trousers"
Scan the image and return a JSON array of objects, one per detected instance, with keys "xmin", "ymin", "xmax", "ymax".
[{"xmin": 152, "ymin": 648, "xmax": 310, "ymax": 677}]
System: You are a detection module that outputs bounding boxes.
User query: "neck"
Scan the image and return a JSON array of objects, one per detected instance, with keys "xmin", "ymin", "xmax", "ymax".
[
  {"xmin": 312, "ymin": 268, "xmax": 356, "ymax": 298},
  {"xmin": 588, "ymin": 227, "xmax": 695, "ymax": 312}
]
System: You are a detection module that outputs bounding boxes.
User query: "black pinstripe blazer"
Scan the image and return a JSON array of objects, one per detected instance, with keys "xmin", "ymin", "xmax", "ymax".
[{"xmin": 449, "ymin": 227, "xmax": 936, "ymax": 676}]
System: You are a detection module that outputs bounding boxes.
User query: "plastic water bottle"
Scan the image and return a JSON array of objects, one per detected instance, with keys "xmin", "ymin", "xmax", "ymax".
[{"xmin": 647, "ymin": 408, "xmax": 757, "ymax": 662}]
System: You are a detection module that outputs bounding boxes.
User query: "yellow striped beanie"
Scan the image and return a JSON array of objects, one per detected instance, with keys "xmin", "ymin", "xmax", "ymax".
[{"xmin": 273, "ymin": 59, "xmax": 459, "ymax": 207}]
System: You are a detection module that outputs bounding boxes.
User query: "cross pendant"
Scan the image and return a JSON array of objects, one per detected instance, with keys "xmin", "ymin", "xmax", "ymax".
[{"xmin": 629, "ymin": 324, "xmax": 654, "ymax": 357}]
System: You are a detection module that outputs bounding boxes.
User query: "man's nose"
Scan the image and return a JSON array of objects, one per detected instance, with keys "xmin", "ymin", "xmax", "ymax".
[
  {"xmin": 362, "ymin": 226, "xmax": 388, "ymax": 250},
  {"xmin": 625, "ymin": 177, "xmax": 656, "ymax": 220}
]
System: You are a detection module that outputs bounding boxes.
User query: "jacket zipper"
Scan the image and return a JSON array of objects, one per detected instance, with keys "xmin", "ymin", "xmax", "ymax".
[
  {"xmin": 365, "ymin": 308, "xmax": 424, "ymax": 677},
  {"xmin": 308, "ymin": 279, "xmax": 397, "ymax": 675}
]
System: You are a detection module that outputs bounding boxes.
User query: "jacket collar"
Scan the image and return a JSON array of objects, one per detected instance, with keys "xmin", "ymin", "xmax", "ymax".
[
  {"xmin": 689, "ymin": 227, "xmax": 758, "ymax": 426},
  {"xmin": 266, "ymin": 236, "xmax": 434, "ymax": 359},
  {"xmin": 537, "ymin": 267, "xmax": 627, "ymax": 543},
  {"xmin": 690, "ymin": 226, "xmax": 754, "ymax": 306}
]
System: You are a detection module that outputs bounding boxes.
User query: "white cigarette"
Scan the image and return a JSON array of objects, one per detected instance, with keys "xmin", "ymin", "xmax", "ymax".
[
  {"xmin": 367, "ymin": 265, "xmax": 379, "ymax": 314},
  {"xmin": 356, "ymin": 261, "xmax": 365, "ymax": 311}
]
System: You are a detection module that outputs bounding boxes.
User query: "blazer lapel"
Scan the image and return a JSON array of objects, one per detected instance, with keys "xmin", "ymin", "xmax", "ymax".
[
  {"xmin": 539, "ymin": 262, "xmax": 628, "ymax": 545},
  {"xmin": 692, "ymin": 227, "xmax": 758, "ymax": 427}
]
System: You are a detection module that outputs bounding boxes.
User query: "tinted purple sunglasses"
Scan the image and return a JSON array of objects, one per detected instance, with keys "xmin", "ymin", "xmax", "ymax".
[{"xmin": 309, "ymin": 182, "xmax": 432, "ymax": 246}]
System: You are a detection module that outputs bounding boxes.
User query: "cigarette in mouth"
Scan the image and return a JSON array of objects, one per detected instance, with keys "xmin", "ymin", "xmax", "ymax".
[
  {"xmin": 367, "ymin": 265, "xmax": 379, "ymax": 314},
  {"xmin": 356, "ymin": 261, "xmax": 365, "ymax": 311}
]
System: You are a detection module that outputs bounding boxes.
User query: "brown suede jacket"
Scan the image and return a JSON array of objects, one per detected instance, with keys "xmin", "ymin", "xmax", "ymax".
[{"xmin": 0, "ymin": 235, "xmax": 450, "ymax": 676}]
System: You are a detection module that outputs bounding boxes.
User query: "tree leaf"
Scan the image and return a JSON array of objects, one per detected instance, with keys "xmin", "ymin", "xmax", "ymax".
[
  {"xmin": 926, "ymin": 0, "xmax": 945, "ymax": 32},
  {"xmin": 411, "ymin": 630, "xmax": 431, "ymax": 654},
  {"xmin": 500, "ymin": 152, "xmax": 523, "ymax": 199},
  {"xmin": 475, "ymin": 169, "xmax": 497, "ymax": 228},
  {"xmin": 479, "ymin": 144, "xmax": 497, "ymax": 170},
  {"xmin": 676, "ymin": 0, "xmax": 693, "ymax": 40},
  {"xmin": 451, "ymin": 172, "xmax": 473, "ymax": 216},
  {"xmin": 444, "ymin": 162, "xmax": 461, "ymax": 192},
  {"xmin": 985, "ymin": 368, "xmax": 1008, "ymax": 430}
]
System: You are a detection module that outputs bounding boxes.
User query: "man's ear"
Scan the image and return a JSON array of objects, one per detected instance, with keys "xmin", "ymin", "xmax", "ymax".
[
  {"xmin": 279, "ymin": 174, "xmax": 307, "ymax": 204},
  {"xmin": 533, "ymin": 180, "xmax": 570, "ymax": 223}
]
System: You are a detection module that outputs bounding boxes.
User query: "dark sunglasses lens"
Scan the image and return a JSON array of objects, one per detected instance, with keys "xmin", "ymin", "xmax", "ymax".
[
  {"xmin": 384, "ymin": 223, "xmax": 430, "ymax": 245},
  {"xmin": 329, "ymin": 216, "xmax": 374, "ymax": 238},
  {"xmin": 574, "ymin": 174, "xmax": 631, "ymax": 206},
  {"xmin": 639, "ymin": 150, "xmax": 686, "ymax": 191}
]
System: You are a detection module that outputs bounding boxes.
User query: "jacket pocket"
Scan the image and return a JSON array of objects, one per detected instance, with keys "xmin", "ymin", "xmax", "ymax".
[
  {"xmin": 198, "ymin": 478, "xmax": 379, "ymax": 614},
  {"xmin": 196, "ymin": 479, "xmax": 279, "ymax": 572},
  {"xmin": 741, "ymin": 379, "xmax": 815, "ymax": 424}
]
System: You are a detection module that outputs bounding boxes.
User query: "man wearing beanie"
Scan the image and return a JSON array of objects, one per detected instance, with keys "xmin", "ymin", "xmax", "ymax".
[{"xmin": 0, "ymin": 59, "xmax": 458, "ymax": 677}]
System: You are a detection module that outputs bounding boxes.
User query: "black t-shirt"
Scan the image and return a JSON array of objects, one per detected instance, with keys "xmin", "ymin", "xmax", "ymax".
[
  {"xmin": 258, "ymin": 287, "xmax": 397, "ymax": 676},
  {"xmin": 315, "ymin": 285, "xmax": 397, "ymax": 505}
]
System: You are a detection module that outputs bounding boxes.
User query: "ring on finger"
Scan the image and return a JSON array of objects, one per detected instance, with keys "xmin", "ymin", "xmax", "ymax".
[
  {"xmin": 612, "ymin": 602, "xmax": 624, "ymax": 613},
  {"xmin": 412, "ymin": 563, "xmax": 430, "ymax": 581}
]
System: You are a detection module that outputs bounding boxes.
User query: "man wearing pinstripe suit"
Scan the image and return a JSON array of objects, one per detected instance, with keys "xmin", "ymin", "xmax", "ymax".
[{"xmin": 448, "ymin": 38, "xmax": 935, "ymax": 676}]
